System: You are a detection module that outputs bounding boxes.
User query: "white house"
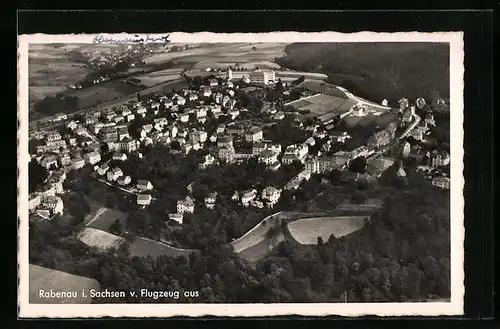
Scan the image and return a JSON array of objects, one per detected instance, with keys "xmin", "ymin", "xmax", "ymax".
[
  {"xmin": 107, "ymin": 167, "xmax": 123, "ymax": 181},
  {"xmin": 262, "ymin": 186, "xmax": 281, "ymax": 207},
  {"xmin": 40, "ymin": 196, "xmax": 64, "ymax": 215},
  {"xmin": 97, "ymin": 164, "xmax": 109, "ymax": 176},
  {"xmin": 117, "ymin": 175, "xmax": 132, "ymax": 186},
  {"xmin": 177, "ymin": 196, "xmax": 195, "ymax": 214},
  {"xmin": 258, "ymin": 149, "xmax": 278, "ymax": 165},
  {"xmin": 137, "ymin": 180, "xmax": 153, "ymax": 192},
  {"xmin": 169, "ymin": 213, "xmax": 183, "ymax": 224},
  {"xmin": 204, "ymin": 192, "xmax": 217, "ymax": 209},
  {"xmin": 112, "ymin": 152, "xmax": 128, "ymax": 161},
  {"xmin": 241, "ymin": 189, "xmax": 257, "ymax": 206},
  {"xmin": 245, "ymin": 126, "xmax": 263, "ymax": 142},
  {"xmin": 71, "ymin": 157, "xmax": 85, "ymax": 170},
  {"xmin": 137, "ymin": 194, "xmax": 152, "ymax": 206},
  {"xmin": 179, "ymin": 113, "xmax": 190, "ymax": 123},
  {"xmin": 84, "ymin": 151, "xmax": 101, "ymax": 165}
]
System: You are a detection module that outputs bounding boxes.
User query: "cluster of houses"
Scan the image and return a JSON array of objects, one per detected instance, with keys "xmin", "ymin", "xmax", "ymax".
[{"xmin": 28, "ymin": 170, "xmax": 66, "ymax": 220}]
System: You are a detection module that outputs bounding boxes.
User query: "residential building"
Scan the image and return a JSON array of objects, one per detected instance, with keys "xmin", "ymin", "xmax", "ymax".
[
  {"xmin": 117, "ymin": 175, "xmax": 132, "ymax": 186},
  {"xmin": 58, "ymin": 153, "xmax": 71, "ymax": 167},
  {"xmin": 332, "ymin": 151, "xmax": 351, "ymax": 167},
  {"xmin": 106, "ymin": 167, "xmax": 123, "ymax": 181},
  {"xmin": 432, "ymin": 176, "xmax": 450, "ymax": 189},
  {"xmin": 84, "ymin": 151, "xmax": 101, "ymax": 165},
  {"xmin": 217, "ymin": 135, "xmax": 233, "ymax": 148},
  {"xmin": 136, "ymin": 180, "xmax": 153, "ymax": 192},
  {"xmin": 137, "ymin": 194, "xmax": 152, "ymax": 206},
  {"xmin": 46, "ymin": 131, "xmax": 62, "ymax": 142},
  {"xmin": 119, "ymin": 138, "xmax": 138, "ymax": 153},
  {"xmin": 258, "ymin": 149, "xmax": 278, "ymax": 165},
  {"xmin": 218, "ymin": 145, "xmax": 236, "ymax": 163},
  {"xmin": 153, "ymin": 117, "xmax": 168, "ymax": 128},
  {"xmin": 85, "ymin": 115, "xmax": 98, "ymax": 125},
  {"xmin": 241, "ymin": 189, "xmax": 257, "ymax": 206},
  {"xmin": 190, "ymin": 130, "xmax": 208, "ymax": 144},
  {"xmin": 425, "ymin": 112, "xmax": 436, "ymax": 126},
  {"xmin": 177, "ymin": 196, "xmax": 195, "ymax": 214},
  {"xmin": 29, "ymin": 194, "xmax": 41, "ymax": 212},
  {"xmin": 179, "ymin": 113, "xmax": 189, "ymax": 123},
  {"xmin": 71, "ymin": 157, "xmax": 85, "ymax": 170},
  {"xmin": 245, "ymin": 126, "xmax": 264, "ymax": 142},
  {"xmin": 252, "ymin": 142, "xmax": 268, "ymax": 156},
  {"xmin": 199, "ymin": 154, "xmax": 216, "ymax": 169},
  {"xmin": 99, "ymin": 127, "xmax": 118, "ymax": 143},
  {"xmin": 135, "ymin": 106, "xmax": 147, "ymax": 117},
  {"xmin": 97, "ymin": 164, "xmax": 109, "ymax": 176},
  {"xmin": 112, "ymin": 152, "xmax": 128, "ymax": 161},
  {"xmin": 430, "ymin": 150, "xmax": 450, "ymax": 168},
  {"xmin": 169, "ymin": 213, "xmax": 183, "ymax": 224},
  {"xmin": 204, "ymin": 192, "xmax": 217, "ymax": 209},
  {"xmin": 269, "ymin": 161, "xmax": 281, "ymax": 171},
  {"xmin": 117, "ymin": 127, "xmax": 130, "ymax": 141},
  {"xmin": 283, "ymin": 144, "xmax": 309, "ymax": 164},
  {"xmin": 182, "ymin": 143, "xmax": 193, "ymax": 155},
  {"xmin": 273, "ymin": 111, "xmax": 285, "ymax": 120},
  {"xmin": 67, "ymin": 121, "xmax": 78, "ymax": 130},
  {"xmin": 208, "ymin": 78, "xmax": 218, "ymax": 87},
  {"xmin": 231, "ymin": 191, "xmax": 240, "ymax": 201},
  {"xmin": 40, "ymin": 196, "xmax": 64, "ymax": 215},
  {"xmin": 261, "ymin": 186, "xmax": 281, "ymax": 207},
  {"xmin": 227, "ymin": 108, "xmax": 240, "ymax": 120},
  {"xmin": 402, "ymin": 141, "xmax": 411, "ymax": 158},
  {"xmin": 227, "ymin": 125, "xmax": 245, "ymax": 136}
]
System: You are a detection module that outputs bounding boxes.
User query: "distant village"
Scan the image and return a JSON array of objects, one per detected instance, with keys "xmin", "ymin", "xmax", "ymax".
[{"xmin": 28, "ymin": 68, "xmax": 450, "ymax": 223}]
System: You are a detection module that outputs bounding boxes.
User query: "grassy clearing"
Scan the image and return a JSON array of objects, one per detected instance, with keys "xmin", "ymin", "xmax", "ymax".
[
  {"xmin": 289, "ymin": 93, "xmax": 348, "ymax": 116},
  {"xmin": 29, "ymin": 264, "xmax": 100, "ymax": 304},
  {"xmin": 287, "ymin": 216, "xmax": 366, "ymax": 245},
  {"xmin": 237, "ymin": 232, "xmax": 285, "ymax": 263},
  {"xmin": 230, "ymin": 212, "xmax": 283, "ymax": 254},
  {"xmin": 129, "ymin": 237, "xmax": 198, "ymax": 259},
  {"xmin": 132, "ymin": 68, "xmax": 183, "ymax": 87}
]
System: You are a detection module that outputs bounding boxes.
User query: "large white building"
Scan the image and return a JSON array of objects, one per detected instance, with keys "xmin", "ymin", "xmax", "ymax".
[{"xmin": 226, "ymin": 68, "xmax": 276, "ymax": 85}]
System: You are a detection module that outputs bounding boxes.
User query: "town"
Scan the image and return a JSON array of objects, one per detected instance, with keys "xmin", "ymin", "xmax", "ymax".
[{"xmin": 28, "ymin": 66, "xmax": 450, "ymax": 229}]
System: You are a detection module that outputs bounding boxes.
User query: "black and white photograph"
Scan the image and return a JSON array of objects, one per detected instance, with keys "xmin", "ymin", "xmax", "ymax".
[{"xmin": 18, "ymin": 32, "xmax": 464, "ymax": 317}]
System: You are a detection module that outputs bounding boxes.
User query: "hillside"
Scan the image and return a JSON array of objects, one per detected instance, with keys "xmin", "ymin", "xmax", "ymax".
[{"xmin": 275, "ymin": 42, "xmax": 450, "ymax": 105}]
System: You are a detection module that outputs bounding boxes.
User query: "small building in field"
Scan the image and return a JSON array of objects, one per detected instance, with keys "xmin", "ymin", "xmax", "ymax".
[{"xmin": 137, "ymin": 194, "xmax": 152, "ymax": 206}]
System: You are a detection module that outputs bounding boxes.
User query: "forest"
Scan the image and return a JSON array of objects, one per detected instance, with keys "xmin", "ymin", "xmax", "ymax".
[
  {"xmin": 275, "ymin": 42, "xmax": 450, "ymax": 105},
  {"xmin": 30, "ymin": 157, "xmax": 450, "ymax": 303}
]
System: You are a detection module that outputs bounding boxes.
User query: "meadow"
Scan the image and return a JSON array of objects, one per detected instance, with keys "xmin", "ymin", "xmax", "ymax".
[
  {"xmin": 129, "ymin": 237, "xmax": 198, "ymax": 259},
  {"xmin": 77, "ymin": 227, "xmax": 125, "ymax": 251},
  {"xmin": 287, "ymin": 216, "xmax": 366, "ymax": 245}
]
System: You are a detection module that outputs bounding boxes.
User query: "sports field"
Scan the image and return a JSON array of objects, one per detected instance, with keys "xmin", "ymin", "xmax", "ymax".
[
  {"xmin": 77, "ymin": 227, "xmax": 125, "ymax": 251},
  {"xmin": 287, "ymin": 216, "xmax": 366, "ymax": 245}
]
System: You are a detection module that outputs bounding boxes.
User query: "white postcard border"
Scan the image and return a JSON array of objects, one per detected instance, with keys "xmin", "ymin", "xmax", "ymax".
[{"xmin": 18, "ymin": 31, "xmax": 464, "ymax": 318}]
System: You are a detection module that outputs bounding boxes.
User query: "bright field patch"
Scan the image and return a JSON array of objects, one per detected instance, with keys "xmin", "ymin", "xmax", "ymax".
[
  {"xmin": 287, "ymin": 216, "xmax": 366, "ymax": 245},
  {"xmin": 288, "ymin": 93, "xmax": 353, "ymax": 117},
  {"xmin": 129, "ymin": 237, "xmax": 198, "ymax": 259},
  {"xmin": 77, "ymin": 227, "xmax": 125, "ymax": 251},
  {"xmin": 29, "ymin": 264, "xmax": 100, "ymax": 304}
]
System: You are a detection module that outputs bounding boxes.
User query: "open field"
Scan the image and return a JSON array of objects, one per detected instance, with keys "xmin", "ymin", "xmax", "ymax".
[
  {"xmin": 131, "ymin": 68, "xmax": 184, "ymax": 87},
  {"xmin": 83, "ymin": 197, "xmax": 127, "ymax": 231},
  {"xmin": 298, "ymin": 80, "xmax": 350, "ymax": 98},
  {"xmin": 29, "ymin": 264, "xmax": 100, "ymax": 304},
  {"xmin": 343, "ymin": 111, "xmax": 397, "ymax": 129},
  {"xmin": 237, "ymin": 232, "xmax": 285, "ymax": 263},
  {"xmin": 77, "ymin": 227, "xmax": 125, "ymax": 251},
  {"xmin": 129, "ymin": 237, "xmax": 198, "ymax": 259},
  {"xmin": 287, "ymin": 216, "xmax": 366, "ymax": 245},
  {"xmin": 64, "ymin": 81, "xmax": 141, "ymax": 109},
  {"xmin": 288, "ymin": 93, "xmax": 350, "ymax": 116},
  {"xmin": 143, "ymin": 43, "xmax": 287, "ymax": 70}
]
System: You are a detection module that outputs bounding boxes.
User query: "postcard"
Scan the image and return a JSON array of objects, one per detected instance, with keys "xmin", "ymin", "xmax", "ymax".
[{"xmin": 18, "ymin": 31, "xmax": 464, "ymax": 318}]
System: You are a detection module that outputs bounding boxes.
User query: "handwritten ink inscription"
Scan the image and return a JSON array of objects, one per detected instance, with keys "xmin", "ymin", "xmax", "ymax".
[{"xmin": 93, "ymin": 34, "xmax": 171, "ymax": 44}]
